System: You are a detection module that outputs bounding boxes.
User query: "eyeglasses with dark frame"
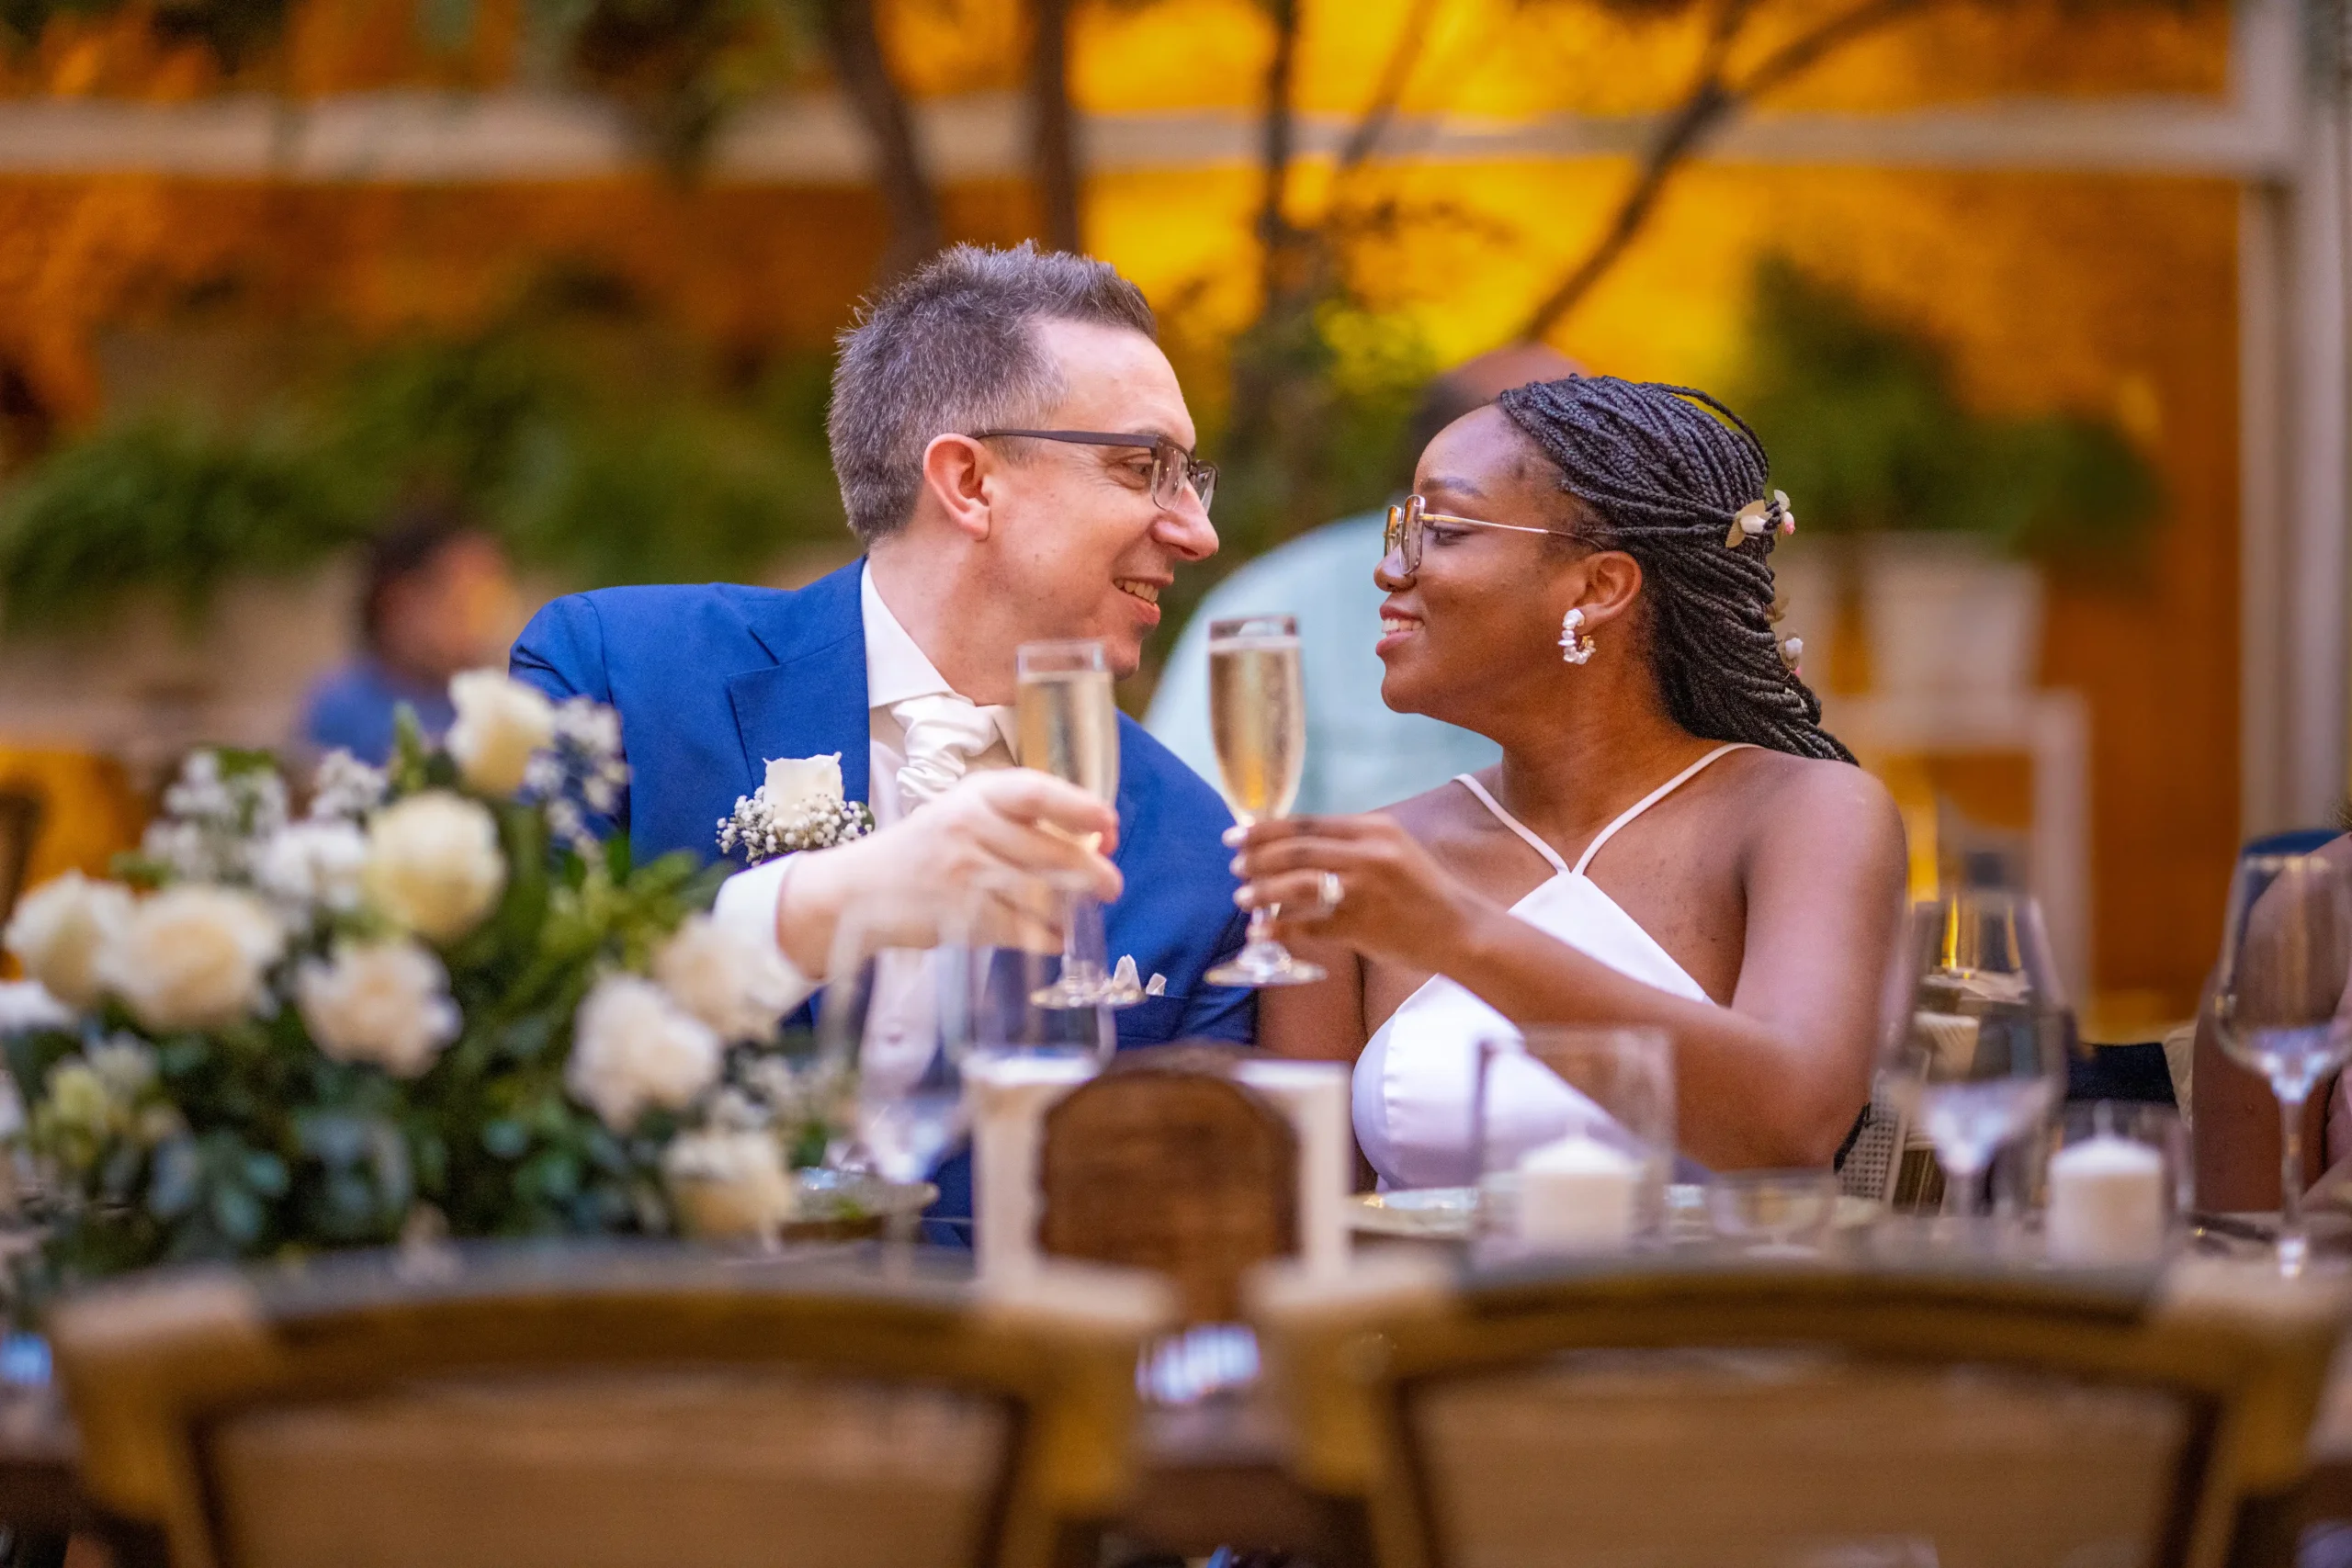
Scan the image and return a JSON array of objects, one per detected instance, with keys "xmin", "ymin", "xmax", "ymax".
[
  {"xmin": 1382, "ymin": 492, "xmax": 1584, "ymax": 574},
  {"xmin": 970, "ymin": 429, "xmax": 1217, "ymax": 513}
]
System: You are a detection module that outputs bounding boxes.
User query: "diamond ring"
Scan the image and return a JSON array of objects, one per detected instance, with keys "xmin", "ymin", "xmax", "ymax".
[{"xmin": 1315, "ymin": 870, "xmax": 1345, "ymax": 917}]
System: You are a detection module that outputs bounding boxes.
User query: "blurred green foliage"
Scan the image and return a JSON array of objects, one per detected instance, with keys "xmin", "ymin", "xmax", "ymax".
[
  {"xmin": 1736, "ymin": 254, "xmax": 2164, "ymax": 564},
  {"xmin": 0, "ymin": 321, "xmax": 845, "ymax": 634}
]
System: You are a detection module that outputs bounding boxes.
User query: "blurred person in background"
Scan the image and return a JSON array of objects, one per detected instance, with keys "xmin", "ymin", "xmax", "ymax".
[
  {"xmin": 300, "ymin": 504, "xmax": 519, "ymax": 763},
  {"xmin": 1145, "ymin": 343, "xmax": 1577, "ymax": 812}
]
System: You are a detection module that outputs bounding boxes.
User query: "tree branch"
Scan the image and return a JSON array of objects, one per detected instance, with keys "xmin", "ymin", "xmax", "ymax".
[
  {"xmin": 821, "ymin": 0, "xmax": 943, "ymax": 283},
  {"xmin": 1517, "ymin": 0, "xmax": 1933, "ymax": 343},
  {"xmin": 1332, "ymin": 0, "xmax": 1444, "ymax": 181},
  {"xmin": 1028, "ymin": 0, "xmax": 1082, "ymax": 252}
]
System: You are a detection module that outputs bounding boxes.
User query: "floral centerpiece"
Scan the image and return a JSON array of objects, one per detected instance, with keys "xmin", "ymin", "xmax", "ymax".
[{"xmin": 0, "ymin": 672, "xmax": 839, "ymax": 1303}]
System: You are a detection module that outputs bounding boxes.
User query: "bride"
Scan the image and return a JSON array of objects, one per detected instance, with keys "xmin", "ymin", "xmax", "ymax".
[{"xmin": 1235, "ymin": 375, "xmax": 1907, "ymax": 1184}]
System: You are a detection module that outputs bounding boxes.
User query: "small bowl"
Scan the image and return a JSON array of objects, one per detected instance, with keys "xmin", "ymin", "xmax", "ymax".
[{"xmin": 1705, "ymin": 1169, "xmax": 1841, "ymax": 1256}]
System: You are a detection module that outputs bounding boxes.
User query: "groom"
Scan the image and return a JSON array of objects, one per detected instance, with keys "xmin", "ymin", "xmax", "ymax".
[{"xmin": 509, "ymin": 243, "xmax": 1251, "ymax": 1052}]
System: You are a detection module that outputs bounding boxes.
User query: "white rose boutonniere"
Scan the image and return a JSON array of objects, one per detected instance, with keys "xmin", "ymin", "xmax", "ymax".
[
  {"xmin": 5, "ymin": 871, "xmax": 136, "ymax": 1010},
  {"xmin": 717, "ymin": 752, "xmax": 875, "ymax": 865},
  {"xmin": 365, "ymin": 791, "xmax": 508, "ymax": 945},
  {"xmin": 446, "ymin": 671, "xmax": 557, "ymax": 797},
  {"xmin": 296, "ymin": 939, "xmax": 461, "ymax": 1077},
  {"xmin": 94, "ymin": 886, "xmax": 286, "ymax": 1032}
]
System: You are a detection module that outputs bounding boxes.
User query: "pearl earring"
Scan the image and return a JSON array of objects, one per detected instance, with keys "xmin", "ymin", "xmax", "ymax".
[{"xmin": 1559, "ymin": 607, "xmax": 1596, "ymax": 665}]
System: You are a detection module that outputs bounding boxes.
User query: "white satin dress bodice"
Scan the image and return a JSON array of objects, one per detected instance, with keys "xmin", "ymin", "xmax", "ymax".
[{"xmin": 1351, "ymin": 744, "xmax": 1751, "ymax": 1190}]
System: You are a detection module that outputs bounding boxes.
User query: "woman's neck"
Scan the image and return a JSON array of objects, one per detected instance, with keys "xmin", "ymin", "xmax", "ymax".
[{"xmin": 1478, "ymin": 679, "xmax": 1716, "ymax": 842}]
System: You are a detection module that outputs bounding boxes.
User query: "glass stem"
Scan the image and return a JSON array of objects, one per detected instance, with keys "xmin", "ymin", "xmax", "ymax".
[
  {"xmin": 1246, "ymin": 904, "xmax": 1278, "ymax": 951},
  {"xmin": 2278, "ymin": 1086, "xmax": 2312, "ymax": 1276}
]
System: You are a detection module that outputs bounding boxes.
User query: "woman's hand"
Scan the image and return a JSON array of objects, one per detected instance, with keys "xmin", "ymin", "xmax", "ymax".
[{"xmin": 1230, "ymin": 814, "xmax": 1485, "ymax": 969}]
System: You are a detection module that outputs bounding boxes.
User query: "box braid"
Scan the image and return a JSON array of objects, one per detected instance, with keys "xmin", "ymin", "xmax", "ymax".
[{"xmin": 1495, "ymin": 375, "xmax": 1855, "ymax": 764}]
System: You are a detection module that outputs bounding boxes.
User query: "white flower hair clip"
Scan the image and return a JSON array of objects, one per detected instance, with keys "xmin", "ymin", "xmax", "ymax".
[{"xmin": 1725, "ymin": 490, "xmax": 1795, "ymax": 548}]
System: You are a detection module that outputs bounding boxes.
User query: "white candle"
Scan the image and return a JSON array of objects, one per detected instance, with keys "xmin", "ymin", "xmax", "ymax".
[
  {"xmin": 2046, "ymin": 1133, "xmax": 2167, "ymax": 1265},
  {"xmin": 966, "ymin": 1055, "xmax": 1095, "ymax": 1286},
  {"xmin": 1517, "ymin": 1133, "xmax": 1642, "ymax": 1250},
  {"xmin": 1236, "ymin": 1060, "xmax": 1351, "ymax": 1279}
]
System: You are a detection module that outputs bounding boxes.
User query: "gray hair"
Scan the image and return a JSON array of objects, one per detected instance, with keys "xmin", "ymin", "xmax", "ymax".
[{"xmin": 828, "ymin": 243, "xmax": 1159, "ymax": 544}]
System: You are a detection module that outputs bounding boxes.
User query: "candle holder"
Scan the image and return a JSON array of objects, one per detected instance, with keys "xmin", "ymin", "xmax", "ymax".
[
  {"xmin": 1472, "ymin": 1028, "xmax": 1675, "ymax": 1262},
  {"xmin": 2041, "ymin": 1100, "xmax": 2186, "ymax": 1266}
]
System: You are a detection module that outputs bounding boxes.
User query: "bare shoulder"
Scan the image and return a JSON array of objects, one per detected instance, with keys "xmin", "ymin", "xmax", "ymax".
[
  {"xmin": 1724, "ymin": 750, "xmax": 1905, "ymax": 864},
  {"xmin": 1368, "ymin": 778, "xmax": 1482, "ymax": 841}
]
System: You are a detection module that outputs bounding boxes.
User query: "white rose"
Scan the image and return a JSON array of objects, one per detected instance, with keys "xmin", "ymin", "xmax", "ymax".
[
  {"xmin": 94, "ymin": 886, "xmax": 285, "ymax": 1032},
  {"xmin": 365, "ymin": 792, "xmax": 506, "ymax": 945},
  {"xmin": 651, "ymin": 914, "xmax": 809, "ymax": 1043},
  {"xmin": 566, "ymin": 974, "xmax": 722, "ymax": 1133},
  {"xmin": 4, "ymin": 872, "xmax": 134, "ymax": 1010},
  {"xmin": 762, "ymin": 753, "xmax": 844, "ymax": 816},
  {"xmin": 446, "ymin": 671, "xmax": 557, "ymax": 798},
  {"xmin": 296, "ymin": 940, "xmax": 461, "ymax": 1078},
  {"xmin": 662, "ymin": 1128, "xmax": 796, "ymax": 1240},
  {"xmin": 254, "ymin": 820, "xmax": 369, "ymax": 915}
]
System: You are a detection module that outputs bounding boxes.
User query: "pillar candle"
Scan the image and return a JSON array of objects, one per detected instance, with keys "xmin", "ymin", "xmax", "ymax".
[
  {"xmin": 1236, "ymin": 1059, "xmax": 1352, "ymax": 1278},
  {"xmin": 966, "ymin": 1055, "xmax": 1095, "ymax": 1285},
  {"xmin": 1518, "ymin": 1133, "xmax": 1642, "ymax": 1250},
  {"xmin": 2045, "ymin": 1133, "xmax": 2166, "ymax": 1265}
]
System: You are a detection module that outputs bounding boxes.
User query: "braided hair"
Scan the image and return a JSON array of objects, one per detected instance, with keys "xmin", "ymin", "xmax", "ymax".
[{"xmin": 1494, "ymin": 375, "xmax": 1854, "ymax": 764}]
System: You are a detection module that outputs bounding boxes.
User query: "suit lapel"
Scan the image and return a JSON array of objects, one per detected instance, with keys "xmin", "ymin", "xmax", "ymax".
[{"xmin": 724, "ymin": 560, "xmax": 873, "ymax": 807}]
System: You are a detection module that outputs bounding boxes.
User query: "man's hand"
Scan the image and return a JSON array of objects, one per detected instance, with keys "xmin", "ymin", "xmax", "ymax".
[{"xmin": 778, "ymin": 770, "xmax": 1121, "ymax": 976}]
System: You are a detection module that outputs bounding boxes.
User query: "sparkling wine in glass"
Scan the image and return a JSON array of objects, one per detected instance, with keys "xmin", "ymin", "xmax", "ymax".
[
  {"xmin": 1204, "ymin": 614, "xmax": 1325, "ymax": 987},
  {"xmin": 1014, "ymin": 639, "xmax": 1127, "ymax": 1007},
  {"xmin": 1882, "ymin": 889, "xmax": 2069, "ymax": 1224},
  {"xmin": 2212, "ymin": 851, "xmax": 2352, "ymax": 1276}
]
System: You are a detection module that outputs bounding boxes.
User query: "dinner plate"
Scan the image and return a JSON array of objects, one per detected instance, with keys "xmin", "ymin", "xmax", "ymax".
[
  {"xmin": 1349, "ymin": 1183, "xmax": 1883, "ymax": 1241},
  {"xmin": 778, "ymin": 1169, "xmax": 940, "ymax": 1241}
]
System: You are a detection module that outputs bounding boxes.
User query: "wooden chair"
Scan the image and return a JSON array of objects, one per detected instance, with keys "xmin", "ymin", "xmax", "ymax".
[
  {"xmin": 1039, "ymin": 1044, "xmax": 1297, "ymax": 1324},
  {"xmin": 1250, "ymin": 1255, "xmax": 2351, "ymax": 1568},
  {"xmin": 49, "ymin": 1244, "xmax": 1172, "ymax": 1568}
]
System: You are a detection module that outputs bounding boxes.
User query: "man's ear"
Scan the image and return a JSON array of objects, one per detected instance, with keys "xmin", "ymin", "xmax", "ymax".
[
  {"xmin": 1574, "ymin": 550, "xmax": 1644, "ymax": 631},
  {"xmin": 920, "ymin": 434, "xmax": 994, "ymax": 542}
]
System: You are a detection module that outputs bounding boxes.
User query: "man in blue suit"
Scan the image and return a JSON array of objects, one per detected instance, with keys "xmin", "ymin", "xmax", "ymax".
[{"xmin": 510, "ymin": 243, "xmax": 1252, "ymax": 1107}]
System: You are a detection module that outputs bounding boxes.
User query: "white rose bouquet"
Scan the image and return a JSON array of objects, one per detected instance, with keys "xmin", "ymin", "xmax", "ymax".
[{"xmin": 2, "ymin": 672, "xmax": 829, "ymax": 1300}]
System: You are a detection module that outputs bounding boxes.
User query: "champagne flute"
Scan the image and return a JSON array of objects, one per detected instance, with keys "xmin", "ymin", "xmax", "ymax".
[
  {"xmin": 2212, "ymin": 851, "xmax": 2352, "ymax": 1276},
  {"xmin": 1204, "ymin": 614, "xmax": 1325, "ymax": 987},
  {"xmin": 819, "ymin": 889, "xmax": 974, "ymax": 1213},
  {"xmin": 1013, "ymin": 639, "xmax": 1128, "ymax": 1007},
  {"xmin": 1880, "ymin": 889, "xmax": 2069, "ymax": 1224}
]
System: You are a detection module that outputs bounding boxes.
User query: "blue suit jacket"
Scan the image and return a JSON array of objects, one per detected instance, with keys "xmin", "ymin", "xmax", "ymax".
[{"xmin": 508, "ymin": 560, "xmax": 1256, "ymax": 1058}]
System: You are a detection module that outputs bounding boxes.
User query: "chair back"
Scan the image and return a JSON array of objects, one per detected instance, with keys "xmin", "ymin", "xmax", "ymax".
[
  {"xmin": 51, "ymin": 1246, "xmax": 1170, "ymax": 1568},
  {"xmin": 1253, "ymin": 1256, "xmax": 2349, "ymax": 1568},
  {"xmin": 1039, "ymin": 1044, "xmax": 1296, "ymax": 1322}
]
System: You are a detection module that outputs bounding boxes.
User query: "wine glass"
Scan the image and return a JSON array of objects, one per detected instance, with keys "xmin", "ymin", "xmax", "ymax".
[
  {"xmin": 2212, "ymin": 851, "xmax": 2352, "ymax": 1276},
  {"xmin": 1013, "ymin": 638, "xmax": 1129, "ymax": 1007},
  {"xmin": 1203, "ymin": 614, "xmax": 1325, "ymax": 987},
  {"xmin": 1881, "ymin": 889, "xmax": 2070, "ymax": 1224},
  {"xmin": 818, "ymin": 889, "xmax": 974, "ymax": 1201}
]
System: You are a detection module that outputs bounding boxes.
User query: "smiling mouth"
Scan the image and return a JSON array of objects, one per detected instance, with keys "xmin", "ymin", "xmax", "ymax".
[
  {"xmin": 1381, "ymin": 615, "xmax": 1419, "ymax": 637},
  {"xmin": 1115, "ymin": 579, "xmax": 1162, "ymax": 605}
]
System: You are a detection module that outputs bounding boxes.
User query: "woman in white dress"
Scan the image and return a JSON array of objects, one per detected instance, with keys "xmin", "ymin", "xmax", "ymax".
[{"xmin": 1236, "ymin": 376, "xmax": 1907, "ymax": 1184}]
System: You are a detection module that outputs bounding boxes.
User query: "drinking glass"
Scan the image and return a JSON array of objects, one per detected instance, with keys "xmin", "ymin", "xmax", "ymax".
[
  {"xmin": 2211, "ymin": 851, "xmax": 2352, "ymax": 1276},
  {"xmin": 1471, "ymin": 1027, "xmax": 1674, "ymax": 1258},
  {"xmin": 817, "ymin": 890, "xmax": 974, "ymax": 1195},
  {"xmin": 960, "ymin": 870, "xmax": 1109, "ymax": 1282},
  {"xmin": 1203, "ymin": 614, "xmax": 1324, "ymax": 987},
  {"xmin": 1880, "ymin": 890, "xmax": 2070, "ymax": 1223},
  {"xmin": 1014, "ymin": 638, "xmax": 1125, "ymax": 1007}
]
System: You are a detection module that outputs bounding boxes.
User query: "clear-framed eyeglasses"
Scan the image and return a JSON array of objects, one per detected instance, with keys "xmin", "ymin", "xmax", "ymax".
[
  {"xmin": 971, "ymin": 428, "xmax": 1217, "ymax": 513},
  {"xmin": 1382, "ymin": 492, "xmax": 1584, "ymax": 574}
]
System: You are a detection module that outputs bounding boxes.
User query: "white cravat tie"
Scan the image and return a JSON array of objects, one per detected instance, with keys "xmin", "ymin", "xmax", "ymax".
[{"xmin": 892, "ymin": 693, "xmax": 1011, "ymax": 812}]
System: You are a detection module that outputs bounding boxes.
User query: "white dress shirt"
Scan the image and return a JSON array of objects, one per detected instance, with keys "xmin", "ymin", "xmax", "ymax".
[{"xmin": 710, "ymin": 570, "xmax": 1019, "ymax": 998}]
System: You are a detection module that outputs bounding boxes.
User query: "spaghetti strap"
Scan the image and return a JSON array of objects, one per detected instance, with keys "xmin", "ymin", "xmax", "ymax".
[
  {"xmin": 1571, "ymin": 743, "xmax": 1755, "ymax": 877},
  {"xmin": 1453, "ymin": 773, "xmax": 1570, "ymax": 875}
]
